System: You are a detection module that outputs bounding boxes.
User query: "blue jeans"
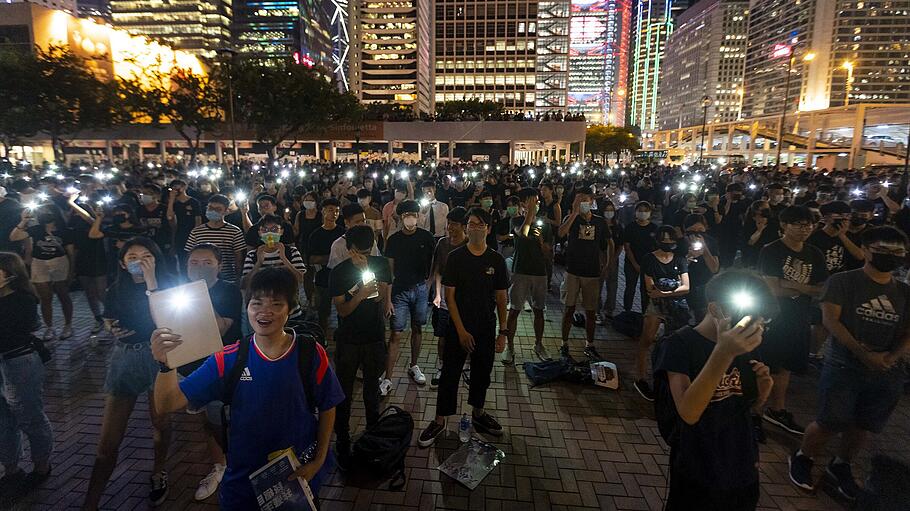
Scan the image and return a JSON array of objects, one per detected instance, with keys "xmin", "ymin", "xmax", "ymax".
[
  {"xmin": 0, "ymin": 352, "xmax": 54, "ymax": 470},
  {"xmin": 390, "ymin": 282, "xmax": 429, "ymax": 332}
]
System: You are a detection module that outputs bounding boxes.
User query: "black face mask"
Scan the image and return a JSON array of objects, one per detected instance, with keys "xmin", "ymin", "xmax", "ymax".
[
  {"xmin": 115, "ymin": 214, "xmax": 129, "ymax": 223},
  {"xmin": 850, "ymin": 215, "xmax": 868, "ymax": 227},
  {"xmin": 658, "ymin": 242, "xmax": 677, "ymax": 252},
  {"xmin": 732, "ymin": 193, "xmax": 743, "ymax": 200},
  {"xmin": 870, "ymin": 252, "xmax": 903, "ymax": 273},
  {"xmin": 37, "ymin": 214, "xmax": 55, "ymax": 224}
]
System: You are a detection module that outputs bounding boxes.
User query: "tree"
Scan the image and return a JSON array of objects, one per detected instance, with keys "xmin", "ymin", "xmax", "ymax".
[
  {"xmin": 233, "ymin": 59, "xmax": 362, "ymax": 160},
  {"xmin": 0, "ymin": 49, "xmax": 41, "ymax": 156},
  {"xmin": 31, "ymin": 46, "xmax": 117, "ymax": 161},
  {"xmin": 586, "ymin": 124, "xmax": 640, "ymax": 163},
  {"xmin": 167, "ymin": 69, "xmax": 223, "ymax": 162}
]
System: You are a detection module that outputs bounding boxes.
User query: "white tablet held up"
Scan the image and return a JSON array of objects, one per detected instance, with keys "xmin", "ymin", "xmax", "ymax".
[{"xmin": 149, "ymin": 280, "xmax": 223, "ymax": 369}]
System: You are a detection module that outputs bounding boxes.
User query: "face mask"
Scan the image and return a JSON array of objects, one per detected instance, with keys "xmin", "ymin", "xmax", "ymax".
[
  {"xmin": 604, "ymin": 211, "xmax": 615, "ymax": 220},
  {"xmin": 556, "ymin": 187, "xmax": 564, "ymax": 194},
  {"xmin": 358, "ymin": 198, "xmax": 370, "ymax": 208},
  {"xmin": 37, "ymin": 214, "xmax": 55, "ymax": 224},
  {"xmin": 850, "ymin": 215, "xmax": 867, "ymax": 227},
  {"xmin": 506, "ymin": 206, "xmax": 519, "ymax": 216},
  {"xmin": 403, "ymin": 216, "xmax": 418, "ymax": 230},
  {"xmin": 769, "ymin": 196, "xmax": 783, "ymax": 205},
  {"xmin": 579, "ymin": 202, "xmax": 592, "ymax": 214},
  {"xmin": 114, "ymin": 213, "xmax": 129, "ymax": 223},
  {"xmin": 395, "ymin": 191, "xmax": 406, "ymax": 201},
  {"xmin": 140, "ymin": 195, "xmax": 155, "ymax": 205},
  {"xmin": 659, "ymin": 242, "xmax": 677, "ymax": 252},
  {"xmin": 303, "ymin": 200, "xmax": 317, "ymax": 210},
  {"xmin": 636, "ymin": 211, "xmax": 651, "ymax": 221},
  {"xmin": 126, "ymin": 260, "xmax": 144, "ymax": 276},
  {"xmin": 206, "ymin": 209, "xmax": 223, "ymax": 222},
  {"xmin": 686, "ymin": 201, "xmax": 696, "ymax": 210},
  {"xmin": 200, "ymin": 185, "xmax": 212, "ymax": 193},
  {"xmin": 260, "ymin": 232, "xmax": 281, "ymax": 245},
  {"xmin": 467, "ymin": 229, "xmax": 486, "ymax": 245},
  {"xmin": 187, "ymin": 266, "xmax": 219, "ymax": 285},
  {"xmin": 481, "ymin": 199, "xmax": 493, "ymax": 208},
  {"xmin": 870, "ymin": 252, "xmax": 903, "ymax": 273}
]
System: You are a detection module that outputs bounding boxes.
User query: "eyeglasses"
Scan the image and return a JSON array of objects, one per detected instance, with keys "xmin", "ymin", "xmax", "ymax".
[
  {"xmin": 467, "ymin": 222, "xmax": 487, "ymax": 229},
  {"xmin": 787, "ymin": 222, "xmax": 814, "ymax": 230}
]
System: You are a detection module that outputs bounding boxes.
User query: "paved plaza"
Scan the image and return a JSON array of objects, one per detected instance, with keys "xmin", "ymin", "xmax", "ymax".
[{"xmin": 6, "ymin": 267, "xmax": 910, "ymax": 511}]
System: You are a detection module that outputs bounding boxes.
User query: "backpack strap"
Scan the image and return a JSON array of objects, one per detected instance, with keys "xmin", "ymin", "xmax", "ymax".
[{"xmin": 219, "ymin": 336, "xmax": 252, "ymax": 452}]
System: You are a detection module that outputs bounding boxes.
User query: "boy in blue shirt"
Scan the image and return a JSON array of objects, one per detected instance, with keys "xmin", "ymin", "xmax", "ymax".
[{"xmin": 150, "ymin": 267, "xmax": 344, "ymax": 510}]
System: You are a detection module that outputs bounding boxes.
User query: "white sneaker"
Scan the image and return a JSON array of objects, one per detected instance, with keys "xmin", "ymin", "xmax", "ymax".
[
  {"xmin": 194, "ymin": 463, "xmax": 225, "ymax": 501},
  {"xmin": 379, "ymin": 378, "xmax": 393, "ymax": 396},
  {"xmin": 60, "ymin": 325, "xmax": 73, "ymax": 340},
  {"xmin": 408, "ymin": 365, "xmax": 427, "ymax": 385},
  {"xmin": 41, "ymin": 327, "xmax": 56, "ymax": 342},
  {"xmin": 500, "ymin": 347, "xmax": 514, "ymax": 365}
]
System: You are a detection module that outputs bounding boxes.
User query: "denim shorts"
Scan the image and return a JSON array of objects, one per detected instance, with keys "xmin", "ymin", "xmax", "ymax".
[
  {"xmin": 816, "ymin": 361, "xmax": 905, "ymax": 434},
  {"xmin": 104, "ymin": 342, "xmax": 159, "ymax": 397},
  {"xmin": 390, "ymin": 282, "xmax": 429, "ymax": 332}
]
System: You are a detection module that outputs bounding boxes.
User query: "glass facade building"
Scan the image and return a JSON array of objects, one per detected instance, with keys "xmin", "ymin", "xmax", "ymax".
[
  {"xmin": 629, "ymin": 0, "xmax": 673, "ymax": 130},
  {"xmin": 233, "ymin": 0, "xmax": 332, "ymax": 65},
  {"xmin": 109, "ymin": 0, "xmax": 231, "ymax": 58}
]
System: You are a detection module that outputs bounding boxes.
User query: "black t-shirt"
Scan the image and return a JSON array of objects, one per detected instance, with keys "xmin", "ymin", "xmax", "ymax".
[
  {"xmin": 0, "ymin": 290, "xmax": 39, "ymax": 353},
  {"xmin": 103, "ymin": 277, "xmax": 175, "ymax": 345},
  {"xmin": 641, "ymin": 252, "xmax": 689, "ymax": 286},
  {"xmin": 307, "ymin": 224, "xmax": 345, "ymax": 287},
  {"xmin": 621, "ymin": 221, "xmax": 658, "ymax": 263},
  {"xmin": 295, "ymin": 213, "xmax": 323, "ymax": 255},
  {"xmin": 807, "ymin": 229, "xmax": 850, "ymax": 274},
  {"xmin": 172, "ymin": 197, "xmax": 202, "ymax": 250},
  {"xmin": 27, "ymin": 224, "xmax": 73, "ymax": 260},
  {"xmin": 653, "ymin": 326, "xmax": 759, "ymax": 490},
  {"xmin": 758, "ymin": 239, "xmax": 828, "ymax": 330},
  {"xmin": 564, "ymin": 214, "xmax": 610, "ymax": 277},
  {"xmin": 441, "ymin": 246, "xmax": 509, "ymax": 337},
  {"xmin": 0, "ymin": 199, "xmax": 23, "ymax": 253},
  {"xmin": 384, "ymin": 228, "xmax": 435, "ymax": 287},
  {"xmin": 449, "ymin": 189, "xmax": 473, "ymax": 208},
  {"xmin": 328, "ymin": 256, "xmax": 392, "ymax": 344},
  {"xmin": 512, "ymin": 219, "xmax": 552, "ymax": 276},
  {"xmin": 718, "ymin": 198, "xmax": 749, "ymax": 235},
  {"xmin": 103, "ymin": 223, "xmax": 149, "ymax": 251},
  {"xmin": 138, "ymin": 203, "xmax": 172, "ymax": 250},
  {"xmin": 210, "ymin": 279, "xmax": 243, "ymax": 345},
  {"xmin": 676, "ymin": 233, "xmax": 717, "ymax": 287},
  {"xmin": 69, "ymin": 216, "xmax": 106, "ymax": 275}
]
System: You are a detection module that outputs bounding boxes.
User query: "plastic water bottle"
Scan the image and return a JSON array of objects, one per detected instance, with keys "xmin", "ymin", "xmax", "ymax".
[{"xmin": 459, "ymin": 413, "xmax": 471, "ymax": 443}]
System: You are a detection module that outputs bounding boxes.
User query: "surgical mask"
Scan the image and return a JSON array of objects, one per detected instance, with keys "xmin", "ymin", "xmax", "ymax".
[
  {"xmin": 870, "ymin": 252, "xmax": 903, "ymax": 273},
  {"xmin": 506, "ymin": 206, "xmax": 519, "ymax": 216},
  {"xmin": 140, "ymin": 195, "xmax": 155, "ymax": 205},
  {"xmin": 467, "ymin": 229, "xmax": 486, "ymax": 245},
  {"xmin": 395, "ymin": 191, "xmax": 406, "ymax": 201},
  {"xmin": 37, "ymin": 214, "xmax": 55, "ymax": 224},
  {"xmin": 126, "ymin": 260, "xmax": 144, "ymax": 276},
  {"xmin": 481, "ymin": 199, "xmax": 493, "ymax": 208},
  {"xmin": 303, "ymin": 200, "xmax": 317, "ymax": 210},
  {"xmin": 358, "ymin": 198, "xmax": 370, "ymax": 208},
  {"xmin": 579, "ymin": 202, "xmax": 592, "ymax": 214},
  {"xmin": 658, "ymin": 242, "xmax": 677, "ymax": 252},
  {"xmin": 604, "ymin": 211, "xmax": 615, "ymax": 220},
  {"xmin": 206, "ymin": 209, "xmax": 223, "ymax": 222},
  {"xmin": 260, "ymin": 232, "xmax": 281, "ymax": 245},
  {"xmin": 403, "ymin": 216, "xmax": 418, "ymax": 230},
  {"xmin": 686, "ymin": 201, "xmax": 697, "ymax": 210},
  {"xmin": 187, "ymin": 265, "xmax": 219, "ymax": 286},
  {"xmin": 556, "ymin": 187, "xmax": 564, "ymax": 194},
  {"xmin": 636, "ymin": 211, "xmax": 651, "ymax": 221},
  {"xmin": 769, "ymin": 196, "xmax": 783, "ymax": 205}
]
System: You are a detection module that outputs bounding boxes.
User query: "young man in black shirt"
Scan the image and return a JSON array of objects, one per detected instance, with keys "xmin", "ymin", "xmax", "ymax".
[
  {"xmin": 167, "ymin": 179, "xmax": 202, "ymax": 275},
  {"xmin": 418, "ymin": 208, "xmax": 509, "ymax": 446},
  {"xmin": 790, "ymin": 227, "xmax": 910, "ymax": 501},
  {"xmin": 679, "ymin": 214, "xmax": 720, "ymax": 321},
  {"xmin": 428, "ymin": 207, "xmax": 468, "ymax": 388},
  {"xmin": 653, "ymin": 271, "xmax": 775, "ymax": 510},
  {"xmin": 243, "ymin": 195, "xmax": 294, "ymax": 249},
  {"xmin": 758, "ymin": 206, "xmax": 828, "ymax": 435},
  {"xmin": 622, "ymin": 201, "xmax": 658, "ymax": 312},
  {"xmin": 807, "ymin": 201, "xmax": 863, "ymax": 275},
  {"xmin": 717, "ymin": 183, "xmax": 749, "ymax": 268},
  {"xmin": 558, "ymin": 189, "xmax": 613, "ymax": 361},
  {"xmin": 307, "ymin": 198, "xmax": 344, "ymax": 334},
  {"xmin": 383, "ymin": 199, "xmax": 435, "ymax": 394},
  {"xmin": 329, "ymin": 225, "xmax": 392, "ymax": 467},
  {"xmin": 139, "ymin": 183, "xmax": 176, "ymax": 267}
]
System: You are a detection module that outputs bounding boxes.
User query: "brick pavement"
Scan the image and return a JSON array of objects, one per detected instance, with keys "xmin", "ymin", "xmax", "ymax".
[{"xmin": 4, "ymin": 265, "xmax": 909, "ymax": 511}]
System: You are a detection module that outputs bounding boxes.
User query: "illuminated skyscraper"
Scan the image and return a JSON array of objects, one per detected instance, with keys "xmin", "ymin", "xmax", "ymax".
[
  {"xmin": 327, "ymin": 0, "xmax": 351, "ymax": 89},
  {"xmin": 628, "ymin": 0, "xmax": 674, "ymax": 129},
  {"xmin": 7, "ymin": 0, "xmax": 76, "ymax": 12},
  {"xmin": 567, "ymin": 0, "xmax": 631, "ymax": 125},
  {"xmin": 109, "ymin": 0, "xmax": 231, "ymax": 58},
  {"xmin": 233, "ymin": 0, "xmax": 332, "ymax": 65},
  {"xmin": 534, "ymin": 0, "xmax": 570, "ymax": 114},
  {"xmin": 658, "ymin": 0, "xmax": 747, "ymax": 130}
]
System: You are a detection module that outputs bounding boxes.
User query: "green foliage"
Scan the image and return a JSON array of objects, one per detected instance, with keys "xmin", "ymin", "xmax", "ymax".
[
  {"xmin": 0, "ymin": 49, "xmax": 41, "ymax": 152},
  {"xmin": 585, "ymin": 124, "xmax": 640, "ymax": 162}
]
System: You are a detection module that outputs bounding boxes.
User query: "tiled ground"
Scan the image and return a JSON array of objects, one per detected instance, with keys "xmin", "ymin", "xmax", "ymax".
[{"xmin": 5, "ymin": 264, "xmax": 909, "ymax": 511}]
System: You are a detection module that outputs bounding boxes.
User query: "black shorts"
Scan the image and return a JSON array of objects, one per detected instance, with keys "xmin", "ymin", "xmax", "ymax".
[
  {"xmin": 432, "ymin": 306, "xmax": 450, "ymax": 338},
  {"xmin": 667, "ymin": 471, "xmax": 759, "ymax": 511},
  {"xmin": 762, "ymin": 312, "xmax": 810, "ymax": 374}
]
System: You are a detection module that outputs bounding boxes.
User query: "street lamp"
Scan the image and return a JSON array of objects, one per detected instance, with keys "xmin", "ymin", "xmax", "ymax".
[
  {"xmin": 775, "ymin": 51, "xmax": 815, "ymax": 171},
  {"xmin": 842, "ymin": 61, "xmax": 854, "ymax": 107},
  {"xmin": 699, "ymin": 96, "xmax": 712, "ymax": 165},
  {"xmin": 216, "ymin": 47, "xmax": 239, "ymax": 167}
]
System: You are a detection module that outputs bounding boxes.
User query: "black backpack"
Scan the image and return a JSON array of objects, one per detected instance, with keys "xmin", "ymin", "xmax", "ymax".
[
  {"xmin": 219, "ymin": 323, "xmax": 326, "ymax": 451},
  {"xmin": 351, "ymin": 406, "xmax": 413, "ymax": 491},
  {"xmin": 613, "ymin": 311, "xmax": 643, "ymax": 338}
]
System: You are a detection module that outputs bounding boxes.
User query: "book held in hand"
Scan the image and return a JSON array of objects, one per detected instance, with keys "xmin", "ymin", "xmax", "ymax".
[{"xmin": 249, "ymin": 448, "xmax": 316, "ymax": 511}]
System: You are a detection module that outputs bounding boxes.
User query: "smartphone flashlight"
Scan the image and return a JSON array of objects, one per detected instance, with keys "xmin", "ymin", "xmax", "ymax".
[
  {"xmin": 420, "ymin": 198, "xmax": 430, "ymax": 207},
  {"xmin": 536, "ymin": 219, "xmax": 544, "ymax": 227},
  {"xmin": 235, "ymin": 191, "xmax": 247, "ymax": 203},
  {"xmin": 692, "ymin": 241, "xmax": 703, "ymax": 251},
  {"xmin": 24, "ymin": 200, "xmax": 39, "ymax": 210},
  {"xmin": 346, "ymin": 170, "xmax": 354, "ymax": 179}
]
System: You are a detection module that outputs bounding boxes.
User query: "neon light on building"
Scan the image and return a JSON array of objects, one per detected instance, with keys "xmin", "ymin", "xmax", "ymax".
[{"xmin": 629, "ymin": 0, "xmax": 673, "ymax": 130}]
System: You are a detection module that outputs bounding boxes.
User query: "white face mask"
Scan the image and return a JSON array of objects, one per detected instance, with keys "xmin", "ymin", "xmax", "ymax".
[
  {"xmin": 358, "ymin": 198, "xmax": 370, "ymax": 208},
  {"xmin": 403, "ymin": 216, "xmax": 418, "ymax": 230},
  {"xmin": 302, "ymin": 200, "xmax": 317, "ymax": 210},
  {"xmin": 604, "ymin": 211, "xmax": 615, "ymax": 219},
  {"xmin": 636, "ymin": 211, "xmax": 651, "ymax": 221}
]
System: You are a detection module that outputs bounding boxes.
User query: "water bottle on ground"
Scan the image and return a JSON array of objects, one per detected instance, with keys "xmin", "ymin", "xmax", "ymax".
[{"xmin": 459, "ymin": 413, "xmax": 471, "ymax": 443}]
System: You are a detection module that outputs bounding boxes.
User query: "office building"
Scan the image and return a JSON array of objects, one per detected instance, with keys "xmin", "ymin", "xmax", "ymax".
[
  {"xmin": 77, "ymin": 0, "xmax": 110, "ymax": 18},
  {"xmin": 533, "ymin": 0, "xmax": 570, "ymax": 114},
  {"xmin": 109, "ymin": 0, "xmax": 231, "ymax": 59},
  {"xmin": 567, "ymin": 0, "xmax": 631, "ymax": 125},
  {"xmin": 628, "ymin": 0, "xmax": 674, "ymax": 129},
  {"xmin": 5, "ymin": 0, "xmax": 76, "ymax": 12},
  {"xmin": 433, "ymin": 0, "xmax": 568, "ymax": 114},
  {"xmin": 328, "ymin": 0, "xmax": 351, "ymax": 89},
  {"xmin": 348, "ymin": 0, "xmax": 431, "ymax": 112},
  {"xmin": 233, "ymin": 0, "xmax": 333, "ymax": 65},
  {"xmin": 657, "ymin": 0, "xmax": 748, "ymax": 130}
]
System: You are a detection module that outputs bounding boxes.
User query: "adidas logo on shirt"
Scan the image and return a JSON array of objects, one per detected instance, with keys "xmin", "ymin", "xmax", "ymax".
[
  {"xmin": 240, "ymin": 367, "xmax": 253, "ymax": 382},
  {"xmin": 855, "ymin": 295, "xmax": 900, "ymax": 323}
]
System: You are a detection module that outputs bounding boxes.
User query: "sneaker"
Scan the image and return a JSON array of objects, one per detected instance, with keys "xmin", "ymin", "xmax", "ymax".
[
  {"xmin": 763, "ymin": 408, "xmax": 805, "ymax": 435},
  {"xmin": 59, "ymin": 325, "xmax": 73, "ymax": 340},
  {"xmin": 788, "ymin": 451, "xmax": 815, "ymax": 491},
  {"xmin": 149, "ymin": 470, "xmax": 169, "ymax": 506},
  {"xmin": 418, "ymin": 420, "xmax": 445, "ymax": 447},
  {"xmin": 534, "ymin": 344, "xmax": 552, "ymax": 361},
  {"xmin": 472, "ymin": 412, "xmax": 503, "ymax": 437},
  {"xmin": 633, "ymin": 379, "xmax": 655, "ymax": 402},
  {"xmin": 379, "ymin": 378, "xmax": 393, "ymax": 397},
  {"xmin": 409, "ymin": 365, "xmax": 427, "ymax": 385},
  {"xmin": 583, "ymin": 345, "xmax": 602, "ymax": 361},
  {"xmin": 40, "ymin": 327, "xmax": 56, "ymax": 342},
  {"xmin": 500, "ymin": 346, "xmax": 514, "ymax": 365},
  {"xmin": 430, "ymin": 372, "xmax": 440, "ymax": 389},
  {"xmin": 559, "ymin": 344, "xmax": 572, "ymax": 360},
  {"xmin": 752, "ymin": 413, "xmax": 767, "ymax": 444},
  {"xmin": 193, "ymin": 464, "xmax": 224, "ymax": 501},
  {"xmin": 595, "ymin": 313, "xmax": 606, "ymax": 326},
  {"xmin": 22, "ymin": 466, "xmax": 51, "ymax": 490},
  {"xmin": 461, "ymin": 368, "xmax": 471, "ymax": 386},
  {"xmin": 826, "ymin": 459, "xmax": 860, "ymax": 501},
  {"xmin": 91, "ymin": 319, "xmax": 104, "ymax": 334}
]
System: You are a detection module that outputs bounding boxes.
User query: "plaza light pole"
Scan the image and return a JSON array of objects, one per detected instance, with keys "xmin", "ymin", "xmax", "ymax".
[
  {"xmin": 217, "ymin": 47, "xmax": 239, "ymax": 167},
  {"xmin": 698, "ymin": 96, "xmax": 712, "ymax": 165},
  {"xmin": 776, "ymin": 51, "xmax": 815, "ymax": 171},
  {"xmin": 904, "ymin": 120, "xmax": 909, "ymax": 175}
]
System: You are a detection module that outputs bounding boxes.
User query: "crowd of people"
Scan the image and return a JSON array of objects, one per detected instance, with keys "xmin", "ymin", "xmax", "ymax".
[{"xmin": 0, "ymin": 155, "xmax": 908, "ymax": 510}]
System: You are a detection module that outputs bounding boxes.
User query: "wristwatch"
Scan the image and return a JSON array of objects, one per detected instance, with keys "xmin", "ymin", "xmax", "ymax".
[
  {"xmin": 158, "ymin": 361, "xmax": 173, "ymax": 373},
  {"xmin": 145, "ymin": 288, "xmax": 158, "ymax": 297}
]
